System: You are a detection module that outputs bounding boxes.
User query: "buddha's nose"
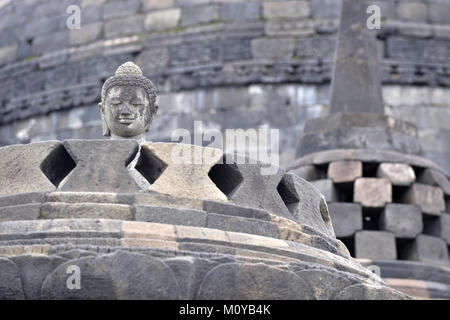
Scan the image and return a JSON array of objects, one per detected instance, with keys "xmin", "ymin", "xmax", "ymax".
[{"xmin": 120, "ymin": 103, "xmax": 132, "ymax": 116}]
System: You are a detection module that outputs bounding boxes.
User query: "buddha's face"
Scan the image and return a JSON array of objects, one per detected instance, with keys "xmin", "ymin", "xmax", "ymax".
[{"xmin": 101, "ymin": 86, "xmax": 153, "ymax": 137}]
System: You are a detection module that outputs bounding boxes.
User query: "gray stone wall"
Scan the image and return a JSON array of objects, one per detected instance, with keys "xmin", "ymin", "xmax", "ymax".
[{"xmin": 0, "ymin": 0, "xmax": 449, "ymax": 172}]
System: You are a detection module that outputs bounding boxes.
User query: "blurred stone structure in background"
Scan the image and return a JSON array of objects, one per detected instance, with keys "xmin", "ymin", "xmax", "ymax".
[
  {"xmin": 288, "ymin": 0, "xmax": 450, "ymax": 299},
  {"xmin": 0, "ymin": 0, "xmax": 449, "ymax": 173}
]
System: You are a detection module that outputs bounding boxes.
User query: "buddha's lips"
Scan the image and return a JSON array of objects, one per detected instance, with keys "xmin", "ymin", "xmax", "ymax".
[{"xmin": 118, "ymin": 118, "xmax": 134, "ymax": 124}]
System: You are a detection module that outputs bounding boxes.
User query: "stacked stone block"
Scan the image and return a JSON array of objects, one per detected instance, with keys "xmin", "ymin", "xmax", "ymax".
[{"xmin": 289, "ymin": 149, "xmax": 450, "ymax": 266}]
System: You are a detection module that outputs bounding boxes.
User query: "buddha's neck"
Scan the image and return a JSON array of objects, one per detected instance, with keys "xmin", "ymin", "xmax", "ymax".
[{"xmin": 110, "ymin": 133, "xmax": 148, "ymax": 144}]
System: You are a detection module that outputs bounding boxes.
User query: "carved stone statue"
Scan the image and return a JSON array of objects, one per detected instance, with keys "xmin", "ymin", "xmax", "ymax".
[{"xmin": 99, "ymin": 61, "xmax": 158, "ymax": 140}]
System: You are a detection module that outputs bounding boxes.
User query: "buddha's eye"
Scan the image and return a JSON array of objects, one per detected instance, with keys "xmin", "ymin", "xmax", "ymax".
[
  {"xmin": 110, "ymin": 99, "xmax": 121, "ymax": 105},
  {"xmin": 131, "ymin": 100, "xmax": 142, "ymax": 105}
]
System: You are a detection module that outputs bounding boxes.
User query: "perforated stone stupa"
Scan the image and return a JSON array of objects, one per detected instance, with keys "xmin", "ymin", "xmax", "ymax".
[
  {"xmin": 0, "ymin": 61, "xmax": 408, "ymax": 300},
  {"xmin": 288, "ymin": 0, "xmax": 450, "ymax": 300}
]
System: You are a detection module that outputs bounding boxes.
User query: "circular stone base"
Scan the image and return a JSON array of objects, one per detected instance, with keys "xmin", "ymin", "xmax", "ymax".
[{"xmin": 0, "ymin": 217, "xmax": 409, "ymax": 300}]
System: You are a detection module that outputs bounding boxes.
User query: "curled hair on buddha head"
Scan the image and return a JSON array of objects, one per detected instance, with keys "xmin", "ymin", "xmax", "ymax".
[{"xmin": 100, "ymin": 61, "xmax": 158, "ymax": 136}]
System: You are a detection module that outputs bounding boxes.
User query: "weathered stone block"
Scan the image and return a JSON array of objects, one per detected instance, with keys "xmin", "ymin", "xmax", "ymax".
[
  {"xmin": 263, "ymin": 1, "xmax": 310, "ymax": 19},
  {"xmin": 303, "ymin": 109, "xmax": 418, "ymax": 138},
  {"xmin": 46, "ymin": 192, "xmax": 126, "ymax": 204},
  {"xmin": 377, "ymin": 163, "xmax": 415, "ymax": 186},
  {"xmin": 40, "ymin": 202, "xmax": 133, "ymax": 220},
  {"xmin": 428, "ymin": 0, "xmax": 450, "ymax": 24},
  {"xmin": 209, "ymin": 155, "xmax": 292, "ymax": 219},
  {"xmin": 297, "ymin": 35, "xmax": 336, "ymax": 60},
  {"xmin": 424, "ymin": 213, "xmax": 450, "ymax": 245},
  {"xmin": 221, "ymin": 37, "xmax": 252, "ymax": 62},
  {"xmin": 355, "ymin": 231, "xmax": 397, "ymax": 260},
  {"xmin": 401, "ymin": 235, "xmax": 449, "ymax": 265},
  {"xmin": 327, "ymin": 160, "xmax": 362, "ymax": 183},
  {"xmin": 135, "ymin": 205, "xmax": 207, "ymax": 227},
  {"xmin": 32, "ymin": 31, "xmax": 69, "ymax": 56},
  {"xmin": 327, "ymin": 203, "xmax": 362, "ymax": 238},
  {"xmin": 417, "ymin": 168, "xmax": 450, "ymax": 196},
  {"xmin": 265, "ymin": 20, "xmax": 315, "ymax": 37},
  {"xmin": 278, "ymin": 173, "xmax": 335, "ymax": 238},
  {"xmin": 142, "ymin": 0, "xmax": 174, "ymax": 12},
  {"xmin": 0, "ymin": 142, "xmax": 63, "ymax": 197},
  {"xmin": 135, "ymin": 47, "xmax": 169, "ymax": 72},
  {"xmin": 81, "ymin": 4, "xmax": 102, "ymax": 25},
  {"xmin": 0, "ymin": 258, "xmax": 24, "ymax": 299},
  {"xmin": 203, "ymin": 200, "xmax": 271, "ymax": 221},
  {"xmin": 22, "ymin": 15, "xmax": 61, "ymax": 39},
  {"xmin": 403, "ymin": 183, "xmax": 445, "ymax": 215},
  {"xmin": 59, "ymin": 140, "xmax": 140, "ymax": 193},
  {"xmin": 103, "ymin": 0, "xmax": 140, "ymax": 20},
  {"xmin": 310, "ymin": 0, "xmax": 341, "ymax": 19},
  {"xmin": 145, "ymin": 9, "xmax": 180, "ymax": 32},
  {"xmin": 0, "ymin": 204, "xmax": 41, "ymax": 222},
  {"xmin": 197, "ymin": 263, "xmax": 314, "ymax": 300},
  {"xmin": 379, "ymin": 204, "xmax": 423, "ymax": 239},
  {"xmin": 133, "ymin": 193, "xmax": 203, "ymax": 210},
  {"xmin": 122, "ymin": 220, "xmax": 176, "ymax": 242},
  {"xmin": 387, "ymin": 36, "xmax": 450, "ymax": 64},
  {"xmin": 251, "ymin": 37, "xmax": 296, "ymax": 60},
  {"xmin": 0, "ymin": 219, "xmax": 123, "ymax": 242},
  {"xmin": 335, "ymin": 283, "xmax": 408, "ymax": 300},
  {"xmin": 41, "ymin": 251, "xmax": 180, "ymax": 299},
  {"xmin": 310, "ymin": 179, "xmax": 338, "ymax": 202},
  {"xmin": 397, "ymin": 2, "xmax": 428, "ymax": 22},
  {"xmin": 104, "ymin": 15, "xmax": 145, "ymax": 38},
  {"xmin": 69, "ymin": 22, "xmax": 102, "ymax": 46},
  {"xmin": 11, "ymin": 255, "xmax": 66, "ymax": 299},
  {"xmin": 169, "ymin": 39, "xmax": 220, "ymax": 67},
  {"xmin": 396, "ymin": 21, "xmax": 433, "ymax": 38},
  {"xmin": 175, "ymin": 225, "xmax": 229, "ymax": 244},
  {"xmin": 82, "ymin": 0, "xmax": 106, "ymax": 7},
  {"xmin": 0, "ymin": 192, "xmax": 45, "ymax": 207},
  {"xmin": 367, "ymin": 0, "xmax": 397, "ymax": 20},
  {"xmin": 163, "ymin": 256, "xmax": 203, "ymax": 300},
  {"xmin": 291, "ymin": 269, "xmax": 354, "ymax": 300},
  {"xmin": 354, "ymin": 178, "xmax": 392, "ymax": 208},
  {"xmin": 180, "ymin": 5, "xmax": 219, "ymax": 27},
  {"xmin": 220, "ymin": 1, "xmax": 260, "ymax": 22},
  {"xmin": 290, "ymin": 165, "xmax": 323, "ymax": 181},
  {"xmin": 0, "ymin": 44, "xmax": 17, "ymax": 65},
  {"xmin": 206, "ymin": 213, "xmax": 280, "ymax": 238},
  {"xmin": 140, "ymin": 143, "xmax": 227, "ymax": 201},
  {"xmin": 298, "ymin": 114, "xmax": 422, "ymax": 157},
  {"xmin": 177, "ymin": 0, "xmax": 210, "ymax": 6}
]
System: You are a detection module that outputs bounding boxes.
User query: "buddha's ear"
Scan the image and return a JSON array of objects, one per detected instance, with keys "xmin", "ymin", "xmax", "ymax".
[
  {"xmin": 152, "ymin": 104, "xmax": 158, "ymax": 122},
  {"xmin": 145, "ymin": 105, "xmax": 158, "ymax": 133},
  {"xmin": 99, "ymin": 102, "xmax": 110, "ymax": 136},
  {"xmin": 102, "ymin": 120, "xmax": 111, "ymax": 136}
]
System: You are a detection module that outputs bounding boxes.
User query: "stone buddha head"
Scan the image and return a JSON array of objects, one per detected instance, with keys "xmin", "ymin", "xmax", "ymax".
[{"xmin": 99, "ymin": 61, "xmax": 158, "ymax": 139}]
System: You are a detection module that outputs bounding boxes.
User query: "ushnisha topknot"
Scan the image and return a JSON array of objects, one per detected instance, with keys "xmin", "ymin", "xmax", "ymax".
[
  {"xmin": 101, "ymin": 61, "xmax": 157, "ymax": 106},
  {"xmin": 115, "ymin": 61, "xmax": 143, "ymax": 76}
]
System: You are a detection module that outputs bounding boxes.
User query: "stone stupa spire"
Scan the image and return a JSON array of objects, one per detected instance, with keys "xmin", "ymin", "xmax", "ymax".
[
  {"xmin": 295, "ymin": 0, "xmax": 422, "ymax": 157},
  {"xmin": 329, "ymin": 0, "xmax": 384, "ymax": 114},
  {"xmin": 289, "ymin": 0, "xmax": 450, "ymax": 300}
]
